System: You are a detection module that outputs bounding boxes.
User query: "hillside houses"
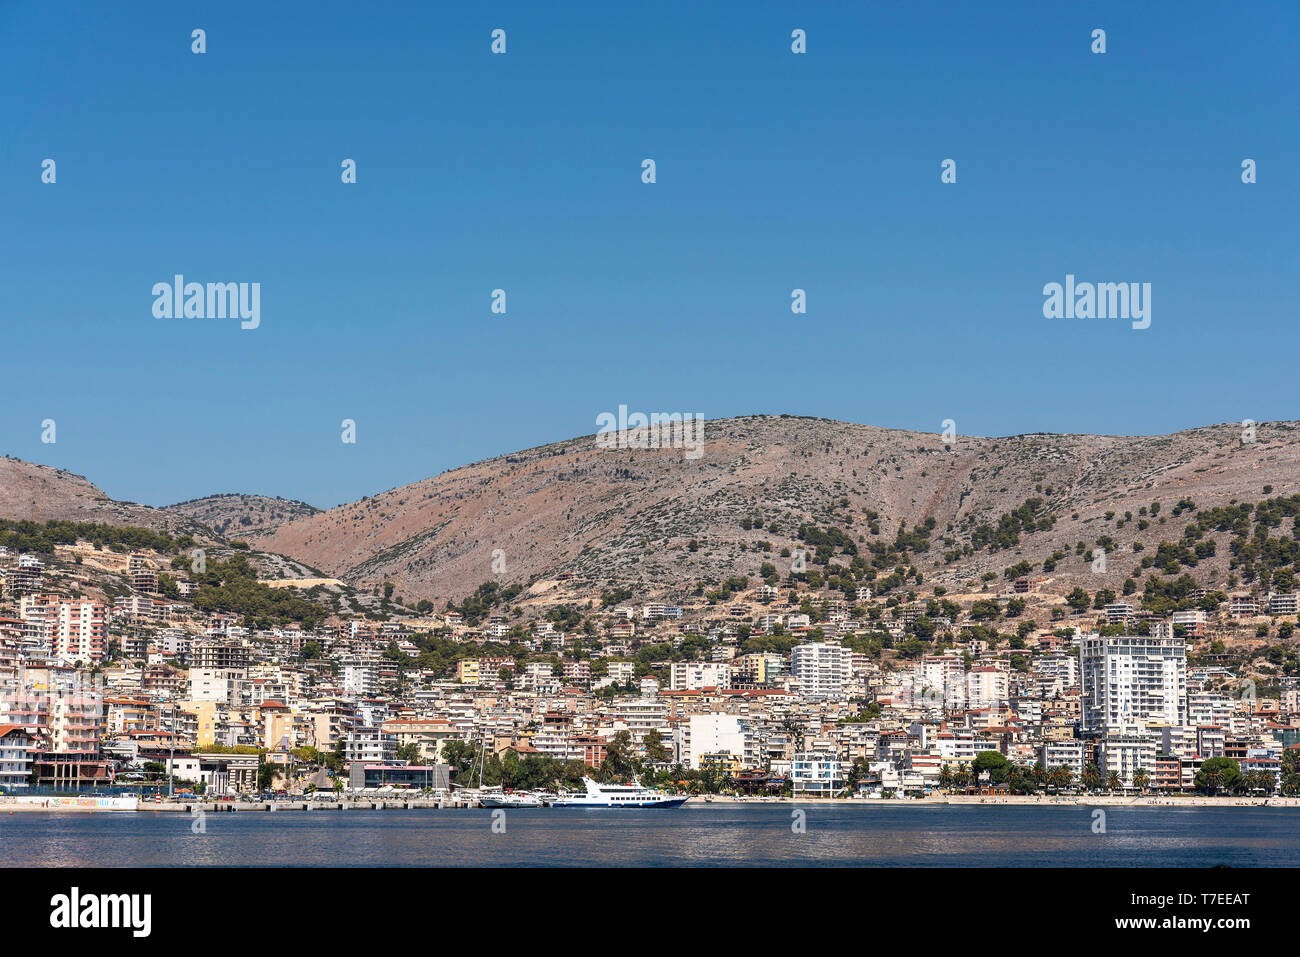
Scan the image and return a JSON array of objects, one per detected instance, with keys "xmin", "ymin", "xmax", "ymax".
[{"xmin": 1, "ymin": 530, "xmax": 1299, "ymax": 800}]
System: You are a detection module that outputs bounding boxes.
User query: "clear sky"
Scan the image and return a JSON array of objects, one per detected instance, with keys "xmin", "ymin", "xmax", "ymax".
[{"xmin": 2, "ymin": 1, "xmax": 1296, "ymax": 508}]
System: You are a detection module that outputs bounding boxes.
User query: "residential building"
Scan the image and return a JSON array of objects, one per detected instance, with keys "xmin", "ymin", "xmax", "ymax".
[{"xmin": 1080, "ymin": 634, "xmax": 1187, "ymax": 735}]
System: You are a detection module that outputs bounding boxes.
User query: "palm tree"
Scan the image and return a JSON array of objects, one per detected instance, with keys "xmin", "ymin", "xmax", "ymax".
[
  {"xmin": 939, "ymin": 765, "xmax": 954, "ymax": 790},
  {"xmin": 781, "ymin": 717, "xmax": 805, "ymax": 753},
  {"xmin": 1105, "ymin": 771, "xmax": 1122, "ymax": 793},
  {"xmin": 1132, "ymin": 768, "xmax": 1149, "ymax": 793}
]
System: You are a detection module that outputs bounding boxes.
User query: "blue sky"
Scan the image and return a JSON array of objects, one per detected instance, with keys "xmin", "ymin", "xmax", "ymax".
[{"xmin": 2, "ymin": 1, "xmax": 1296, "ymax": 508}]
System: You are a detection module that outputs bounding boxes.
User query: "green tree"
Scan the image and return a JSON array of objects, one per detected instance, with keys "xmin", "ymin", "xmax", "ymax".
[
  {"xmin": 1194, "ymin": 757, "xmax": 1242, "ymax": 795},
  {"xmin": 1066, "ymin": 587, "xmax": 1091, "ymax": 613},
  {"xmin": 1047, "ymin": 765, "xmax": 1073, "ymax": 792},
  {"xmin": 1280, "ymin": 747, "xmax": 1300, "ymax": 796},
  {"xmin": 971, "ymin": 750, "xmax": 1010, "ymax": 784},
  {"xmin": 939, "ymin": 764, "xmax": 954, "ymax": 790},
  {"xmin": 642, "ymin": 729, "xmax": 671, "ymax": 765},
  {"xmin": 600, "ymin": 731, "xmax": 636, "ymax": 781},
  {"xmin": 257, "ymin": 761, "xmax": 282, "ymax": 792},
  {"xmin": 394, "ymin": 742, "xmax": 423, "ymax": 765}
]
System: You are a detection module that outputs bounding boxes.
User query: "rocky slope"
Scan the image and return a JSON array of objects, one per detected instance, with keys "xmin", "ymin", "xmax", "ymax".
[
  {"xmin": 165, "ymin": 493, "xmax": 320, "ymax": 538},
  {"xmin": 0, "ymin": 457, "xmax": 206, "ymax": 537},
  {"xmin": 245, "ymin": 416, "xmax": 1300, "ymax": 605}
]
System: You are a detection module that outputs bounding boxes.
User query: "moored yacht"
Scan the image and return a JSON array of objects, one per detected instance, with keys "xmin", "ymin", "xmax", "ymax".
[
  {"xmin": 551, "ymin": 777, "xmax": 686, "ymax": 808},
  {"xmin": 478, "ymin": 788, "xmax": 544, "ymax": 808}
]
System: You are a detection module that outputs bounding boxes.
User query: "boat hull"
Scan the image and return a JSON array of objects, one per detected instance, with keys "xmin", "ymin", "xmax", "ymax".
[
  {"xmin": 551, "ymin": 797, "xmax": 687, "ymax": 808},
  {"xmin": 479, "ymin": 795, "xmax": 543, "ymax": 808}
]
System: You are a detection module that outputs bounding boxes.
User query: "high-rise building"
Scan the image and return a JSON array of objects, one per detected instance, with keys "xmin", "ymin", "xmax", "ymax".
[
  {"xmin": 790, "ymin": 642, "xmax": 852, "ymax": 701},
  {"xmin": 342, "ymin": 654, "xmax": 381, "ymax": 696},
  {"xmin": 1080, "ymin": 634, "xmax": 1187, "ymax": 735},
  {"xmin": 0, "ymin": 671, "xmax": 108, "ymax": 790},
  {"xmin": 914, "ymin": 654, "xmax": 967, "ymax": 709},
  {"xmin": 19, "ymin": 596, "xmax": 108, "ymax": 663}
]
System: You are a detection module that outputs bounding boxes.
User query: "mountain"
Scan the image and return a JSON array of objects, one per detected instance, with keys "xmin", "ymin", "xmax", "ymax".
[
  {"xmin": 165, "ymin": 493, "xmax": 320, "ymax": 538},
  {"xmin": 245, "ymin": 416, "xmax": 1300, "ymax": 606},
  {"xmin": 0, "ymin": 457, "xmax": 207, "ymax": 537},
  {"xmin": 8, "ymin": 417, "xmax": 1297, "ymax": 609},
  {"xmin": 0, "ymin": 460, "xmax": 317, "ymax": 543}
]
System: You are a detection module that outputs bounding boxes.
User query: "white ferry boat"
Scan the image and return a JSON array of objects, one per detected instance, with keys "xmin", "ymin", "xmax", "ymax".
[{"xmin": 551, "ymin": 777, "xmax": 687, "ymax": 808}]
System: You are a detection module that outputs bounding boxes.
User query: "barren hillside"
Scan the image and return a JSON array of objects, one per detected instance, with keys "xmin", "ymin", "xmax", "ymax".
[
  {"xmin": 246, "ymin": 416, "xmax": 1300, "ymax": 605},
  {"xmin": 0, "ymin": 457, "xmax": 207, "ymax": 537}
]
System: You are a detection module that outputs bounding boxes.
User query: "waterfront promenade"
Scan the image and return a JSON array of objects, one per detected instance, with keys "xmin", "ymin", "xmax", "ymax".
[{"xmin": 6, "ymin": 793, "xmax": 1299, "ymax": 813}]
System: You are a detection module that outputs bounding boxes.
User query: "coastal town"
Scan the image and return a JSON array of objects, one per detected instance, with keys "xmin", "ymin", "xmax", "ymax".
[{"xmin": 3, "ymin": 494, "xmax": 1300, "ymax": 809}]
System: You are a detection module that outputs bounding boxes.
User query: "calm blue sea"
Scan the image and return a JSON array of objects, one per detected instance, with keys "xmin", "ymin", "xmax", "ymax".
[{"xmin": 2, "ymin": 805, "xmax": 1297, "ymax": 867}]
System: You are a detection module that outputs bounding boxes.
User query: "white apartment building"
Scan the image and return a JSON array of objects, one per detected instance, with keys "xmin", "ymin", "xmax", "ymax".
[
  {"xmin": 669, "ymin": 661, "xmax": 731, "ymax": 691},
  {"xmin": 935, "ymin": 730, "xmax": 996, "ymax": 764},
  {"xmin": 1187, "ymin": 692, "xmax": 1233, "ymax": 729},
  {"xmin": 344, "ymin": 727, "xmax": 397, "ymax": 765},
  {"xmin": 965, "ymin": 666, "xmax": 1008, "ymax": 709},
  {"xmin": 1196, "ymin": 725, "xmax": 1226, "ymax": 758},
  {"xmin": 686, "ymin": 712, "xmax": 753, "ymax": 769},
  {"xmin": 1229, "ymin": 595, "xmax": 1259, "ymax": 618},
  {"xmin": 1104, "ymin": 602, "xmax": 1136, "ymax": 624},
  {"xmin": 1097, "ymin": 732, "xmax": 1159, "ymax": 788},
  {"xmin": 790, "ymin": 642, "xmax": 852, "ymax": 701},
  {"xmin": 188, "ymin": 667, "xmax": 247, "ymax": 705},
  {"xmin": 1040, "ymin": 741, "xmax": 1086, "ymax": 779},
  {"xmin": 607, "ymin": 697, "xmax": 670, "ymax": 745},
  {"xmin": 341, "ymin": 655, "xmax": 380, "ymax": 697},
  {"xmin": 113, "ymin": 594, "xmax": 160, "ymax": 622},
  {"xmin": 1033, "ymin": 653, "xmax": 1078, "ymax": 697},
  {"xmin": 158, "ymin": 630, "xmax": 192, "ymax": 658},
  {"xmin": 20, "ymin": 596, "xmax": 108, "ymax": 664},
  {"xmin": 1159, "ymin": 724, "xmax": 1196, "ymax": 758},
  {"xmin": 1268, "ymin": 592, "xmax": 1300, "ymax": 616},
  {"xmin": 791, "ymin": 752, "xmax": 845, "ymax": 796},
  {"xmin": 523, "ymin": 662, "xmax": 556, "ymax": 691},
  {"xmin": 1171, "ymin": 609, "xmax": 1207, "ymax": 635},
  {"xmin": 912, "ymin": 655, "xmax": 966, "ymax": 709},
  {"xmin": 0, "ymin": 725, "xmax": 32, "ymax": 789},
  {"xmin": 1080, "ymin": 634, "xmax": 1187, "ymax": 735},
  {"xmin": 604, "ymin": 661, "xmax": 636, "ymax": 685}
]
